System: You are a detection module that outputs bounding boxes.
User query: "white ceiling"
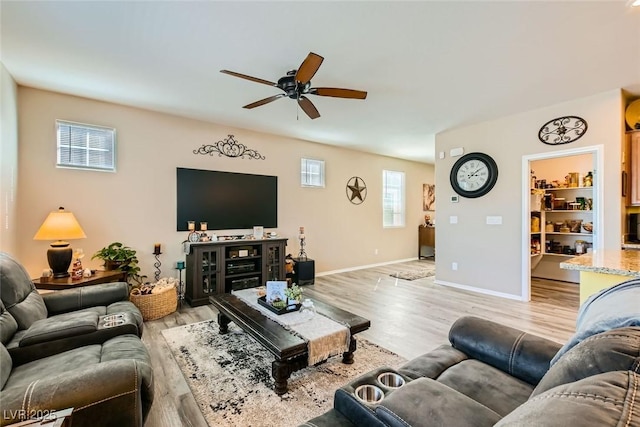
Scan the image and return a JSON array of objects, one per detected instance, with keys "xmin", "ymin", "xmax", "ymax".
[{"xmin": 2, "ymin": 1, "xmax": 639, "ymax": 164}]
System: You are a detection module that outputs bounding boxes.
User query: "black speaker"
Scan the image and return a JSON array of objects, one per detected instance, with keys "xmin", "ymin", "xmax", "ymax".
[{"xmin": 293, "ymin": 258, "xmax": 315, "ymax": 286}]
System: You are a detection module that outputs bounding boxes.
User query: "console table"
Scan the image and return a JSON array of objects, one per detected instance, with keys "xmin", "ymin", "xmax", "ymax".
[
  {"xmin": 33, "ymin": 270, "xmax": 127, "ymax": 290},
  {"xmin": 185, "ymin": 238, "xmax": 288, "ymax": 306}
]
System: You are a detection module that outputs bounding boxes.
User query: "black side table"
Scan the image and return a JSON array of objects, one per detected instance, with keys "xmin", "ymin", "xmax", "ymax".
[{"xmin": 292, "ymin": 258, "xmax": 315, "ymax": 286}]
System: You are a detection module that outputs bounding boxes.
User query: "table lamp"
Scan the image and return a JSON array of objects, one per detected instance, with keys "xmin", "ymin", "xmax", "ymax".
[{"xmin": 33, "ymin": 207, "xmax": 87, "ymax": 278}]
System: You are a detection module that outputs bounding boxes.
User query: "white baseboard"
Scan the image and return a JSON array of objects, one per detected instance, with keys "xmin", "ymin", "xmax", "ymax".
[
  {"xmin": 316, "ymin": 257, "xmax": 418, "ymax": 277},
  {"xmin": 433, "ymin": 279, "xmax": 526, "ymax": 301}
]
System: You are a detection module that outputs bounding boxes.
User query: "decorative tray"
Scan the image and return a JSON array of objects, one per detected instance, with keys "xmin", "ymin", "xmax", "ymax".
[{"xmin": 258, "ymin": 296, "xmax": 301, "ymax": 315}]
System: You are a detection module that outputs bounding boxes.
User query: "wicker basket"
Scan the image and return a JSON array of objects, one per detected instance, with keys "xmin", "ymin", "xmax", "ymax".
[{"xmin": 130, "ymin": 285, "xmax": 177, "ymax": 321}]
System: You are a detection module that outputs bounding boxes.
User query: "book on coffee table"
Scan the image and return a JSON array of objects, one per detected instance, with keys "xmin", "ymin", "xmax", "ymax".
[{"xmin": 266, "ymin": 281, "xmax": 287, "ymax": 305}]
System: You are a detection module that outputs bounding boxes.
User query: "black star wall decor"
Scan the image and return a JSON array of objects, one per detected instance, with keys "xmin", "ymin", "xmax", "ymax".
[{"xmin": 346, "ymin": 176, "xmax": 367, "ymax": 204}]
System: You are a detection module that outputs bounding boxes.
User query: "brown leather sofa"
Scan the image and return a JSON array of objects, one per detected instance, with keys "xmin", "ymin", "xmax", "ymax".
[
  {"xmin": 0, "ymin": 252, "xmax": 143, "ymax": 365},
  {"xmin": 0, "ymin": 252, "xmax": 154, "ymax": 426},
  {"xmin": 302, "ymin": 280, "xmax": 640, "ymax": 427}
]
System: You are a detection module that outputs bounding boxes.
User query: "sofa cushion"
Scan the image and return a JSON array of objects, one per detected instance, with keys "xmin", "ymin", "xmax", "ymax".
[
  {"xmin": 0, "ymin": 252, "xmax": 48, "ymax": 329},
  {"xmin": 533, "ymin": 327, "xmax": 640, "ymax": 397},
  {"xmin": 19, "ymin": 311, "xmax": 98, "ymax": 347},
  {"xmin": 552, "ymin": 279, "xmax": 640, "ymax": 365},
  {"xmin": 4, "ymin": 343, "xmax": 102, "ymax": 390},
  {"xmin": 437, "ymin": 359, "xmax": 534, "ymax": 416},
  {"xmin": 0, "ymin": 300, "xmax": 18, "ymax": 345},
  {"xmin": 496, "ymin": 370, "xmax": 640, "ymax": 426},
  {"xmin": 375, "ymin": 377, "xmax": 501, "ymax": 427},
  {"xmin": 0, "ymin": 344, "xmax": 11, "ymax": 390}
]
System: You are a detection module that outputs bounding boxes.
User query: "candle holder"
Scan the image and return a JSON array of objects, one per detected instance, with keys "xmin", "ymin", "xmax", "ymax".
[
  {"xmin": 298, "ymin": 226, "xmax": 307, "ymax": 261},
  {"xmin": 175, "ymin": 261, "xmax": 185, "ymax": 307},
  {"xmin": 153, "ymin": 244, "xmax": 162, "ymax": 282}
]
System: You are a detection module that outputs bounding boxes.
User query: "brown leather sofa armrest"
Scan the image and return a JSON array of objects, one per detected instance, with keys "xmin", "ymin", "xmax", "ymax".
[
  {"xmin": 42, "ymin": 282, "xmax": 129, "ymax": 315},
  {"xmin": 0, "ymin": 359, "xmax": 152, "ymax": 427}
]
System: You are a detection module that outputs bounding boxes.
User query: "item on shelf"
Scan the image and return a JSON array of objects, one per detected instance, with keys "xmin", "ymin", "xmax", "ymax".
[
  {"xmin": 570, "ymin": 220, "xmax": 583, "ymax": 233},
  {"xmin": 545, "ymin": 221, "xmax": 554, "ymax": 232},
  {"xmin": 559, "ymin": 226, "xmax": 570, "ymax": 233},
  {"xmin": 583, "ymin": 172, "xmax": 593, "ymax": 187},
  {"xmin": 553, "ymin": 198, "xmax": 566, "ymax": 210},
  {"xmin": 567, "ymin": 172, "xmax": 580, "ymax": 188},
  {"xmin": 544, "ymin": 193, "xmax": 553, "ymax": 210},
  {"xmin": 554, "ymin": 222, "xmax": 564, "ymax": 232},
  {"xmin": 575, "ymin": 240, "xmax": 587, "ymax": 255},
  {"xmin": 582, "ymin": 222, "xmax": 593, "ymax": 233},
  {"xmin": 531, "ymin": 216, "xmax": 540, "ymax": 233}
]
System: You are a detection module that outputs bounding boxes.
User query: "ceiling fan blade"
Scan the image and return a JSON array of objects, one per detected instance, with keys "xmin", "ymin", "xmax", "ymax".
[
  {"xmin": 311, "ymin": 87, "xmax": 368, "ymax": 99},
  {"xmin": 243, "ymin": 94, "xmax": 286, "ymax": 109},
  {"xmin": 220, "ymin": 70, "xmax": 277, "ymax": 87},
  {"xmin": 298, "ymin": 96, "xmax": 320, "ymax": 119},
  {"xmin": 295, "ymin": 52, "xmax": 324, "ymax": 85}
]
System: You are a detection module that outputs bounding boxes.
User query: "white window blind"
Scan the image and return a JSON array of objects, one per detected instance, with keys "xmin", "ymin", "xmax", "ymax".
[
  {"xmin": 383, "ymin": 170, "xmax": 405, "ymax": 227},
  {"xmin": 301, "ymin": 158, "xmax": 325, "ymax": 188},
  {"xmin": 56, "ymin": 120, "xmax": 116, "ymax": 171}
]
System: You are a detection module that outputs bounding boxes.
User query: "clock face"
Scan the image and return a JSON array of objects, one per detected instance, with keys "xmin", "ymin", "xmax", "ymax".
[{"xmin": 450, "ymin": 153, "xmax": 498, "ymax": 198}]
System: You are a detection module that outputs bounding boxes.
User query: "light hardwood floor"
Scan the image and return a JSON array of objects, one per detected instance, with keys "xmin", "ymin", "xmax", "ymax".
[{"xmin": 142, "ymin": 260, "xmax": 579, "ymax": 427}]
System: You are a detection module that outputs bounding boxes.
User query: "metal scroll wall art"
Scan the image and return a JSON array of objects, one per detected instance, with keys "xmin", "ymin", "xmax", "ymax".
[
  {"xmin": 193, "ymin": 134, "xmax": 265, "ymax": 160},
  {"xmin": 538, "ymin": 116, "xmax": 588, "ymax": 145}
]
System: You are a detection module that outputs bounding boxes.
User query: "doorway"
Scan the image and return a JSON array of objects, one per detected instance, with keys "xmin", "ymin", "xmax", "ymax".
[{"xmin": 521, "ymin": 145, "xmax": 604, "ymax": 301}]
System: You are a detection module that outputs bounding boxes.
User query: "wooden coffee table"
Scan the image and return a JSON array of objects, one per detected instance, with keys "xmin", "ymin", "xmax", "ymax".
[{"xmin": 209, "ymin": 293, "xmax": 370, "ymax": 395}]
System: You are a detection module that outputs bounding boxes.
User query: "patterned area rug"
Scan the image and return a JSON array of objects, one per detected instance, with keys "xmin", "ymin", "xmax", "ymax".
[
  {"xmin": 390, "ymin": 269, "xmax": 435, "ymax": 280},
  {"xmin": 162, "ymin": 319, "xmax": 406, "ymax": 427}
]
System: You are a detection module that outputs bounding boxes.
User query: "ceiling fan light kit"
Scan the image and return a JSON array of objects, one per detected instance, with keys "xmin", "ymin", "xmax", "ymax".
[{"xmin": 221, "ymin": 52, "xmax": 367, "ymax": 120}]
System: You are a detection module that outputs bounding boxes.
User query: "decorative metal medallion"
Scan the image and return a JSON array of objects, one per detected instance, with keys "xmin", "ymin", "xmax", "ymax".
[
  {"xmin": 346, "ymin": 176, "xmax": 367, "ymax": 204},
  {"xmin": 538, "ymin": 116, "xmax": 588, "ymax": 145},
  {"xmin": 193, "ymin": 134, "xmax": 265, "ymax": 160}
]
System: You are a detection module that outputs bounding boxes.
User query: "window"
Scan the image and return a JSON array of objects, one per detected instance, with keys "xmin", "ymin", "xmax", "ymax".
[
  {"xmin": 383, "ymin": 170, "xmax": 405, "ymax": 227},
  {"xmin": 56, "ymin": 120, "xmax": 116, "ymax": 171},
  {"xmin": 301, "ymin": 158, "xmax": 325, "ymax": 188}
]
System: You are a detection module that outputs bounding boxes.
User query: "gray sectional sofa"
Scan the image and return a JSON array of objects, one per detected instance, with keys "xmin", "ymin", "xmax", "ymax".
[{"xmin": 303, "ymin": 280, "xmax": 640, "ymax": 427}]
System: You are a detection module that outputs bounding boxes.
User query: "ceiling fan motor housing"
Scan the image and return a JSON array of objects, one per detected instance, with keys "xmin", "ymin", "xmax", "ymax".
[{"xmin": 278, "ymin": 73, "xmax": 311, "ymax": 99}]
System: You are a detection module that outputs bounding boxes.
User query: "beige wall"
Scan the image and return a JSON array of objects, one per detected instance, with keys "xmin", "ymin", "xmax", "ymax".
[
  {"xmin": 434, "ymin": 89, "xmax": 623, "ymax": 299},
  {"xmin": 1, "ymin": 62, "xmax": 19, "ymax": 254},
  {"xmin": 15, "ymin": 87, "xmax": 434, "ymax": 278}
]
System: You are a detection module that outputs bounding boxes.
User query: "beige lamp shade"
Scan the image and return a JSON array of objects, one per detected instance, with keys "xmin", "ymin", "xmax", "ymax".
[{"xmin": 33, "ymin": 207, "xmax": 87, "ymax": 245}]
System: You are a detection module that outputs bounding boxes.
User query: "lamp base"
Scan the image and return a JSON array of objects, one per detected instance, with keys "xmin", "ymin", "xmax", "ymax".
[{"xmin": 47, "ymin": 246, "xmax": 72, "ymax": 278}]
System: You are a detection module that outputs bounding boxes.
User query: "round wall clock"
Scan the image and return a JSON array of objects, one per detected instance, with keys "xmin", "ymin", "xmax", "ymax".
[
  {"xmin": 450, "ymin": 152, "xmax": 498, "ymax": 198},
  {"xmin": 538, "ymin": 116, "xmax": 587, "ymax": 145}
]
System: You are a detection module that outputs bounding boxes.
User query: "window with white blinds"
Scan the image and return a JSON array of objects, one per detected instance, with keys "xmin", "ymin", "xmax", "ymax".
[
  {"xmin": 56, "ymin": 120, "xmax": 116, "ymax": 171},
  {"xmin": 301, "ymin": 158, "xmax": 325, "ymax": 187}
]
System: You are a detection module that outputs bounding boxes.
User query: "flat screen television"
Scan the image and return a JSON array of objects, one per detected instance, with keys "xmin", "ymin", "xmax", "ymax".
[{"xmin": 176, "ymin": 168, "xmax": 277, "ymax": 231}]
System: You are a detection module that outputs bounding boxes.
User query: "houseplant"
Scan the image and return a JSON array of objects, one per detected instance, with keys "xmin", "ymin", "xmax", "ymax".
[{"xmin": 92, "ymin": 242, "xmax": 145, "ymax": 286}]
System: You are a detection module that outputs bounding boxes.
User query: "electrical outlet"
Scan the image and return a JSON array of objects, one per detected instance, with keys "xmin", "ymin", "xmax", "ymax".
[
  {"xmin": 374, "ymin": 249, "xmax": 378, "ymax": 255},
  {"xmin": 452, "ymin": 262, "xmax": 458, "ymax": 271}
]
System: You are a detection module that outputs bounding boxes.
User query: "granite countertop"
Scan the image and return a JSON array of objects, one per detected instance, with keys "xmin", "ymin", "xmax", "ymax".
[{"xmin": 560, "ymin": 250, "xmax": 640, "ymax": 277}]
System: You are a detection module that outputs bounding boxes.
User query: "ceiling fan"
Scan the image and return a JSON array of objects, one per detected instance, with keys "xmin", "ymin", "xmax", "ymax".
[{"xmin": 220, "ymin": 52, "xmax": 367, "ymax": 120}]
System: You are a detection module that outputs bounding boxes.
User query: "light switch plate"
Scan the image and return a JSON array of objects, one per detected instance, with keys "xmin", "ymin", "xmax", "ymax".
[
  {"xmin": 450, "ymin": 215, "xmax": 458, "ymax": 224},
  {"xmin": 450, "ymin": 195, "xmax": 459, "ymax": 203},
  {"xmin": 486, "ymin": 216, "xmax": 502, "ymax": 225}
]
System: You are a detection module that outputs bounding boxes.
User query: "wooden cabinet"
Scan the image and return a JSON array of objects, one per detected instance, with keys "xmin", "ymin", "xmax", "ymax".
[
  {"xmin": 624, "ymin": 131, "xmax": 640, "ymax": 206},
  {"xmin": 418, "ymin": 225, "xmax": 435, "ymax": 259},
  {"xmin": 185, "ymin": 238, "xmax": 287, "ymax": 306}
]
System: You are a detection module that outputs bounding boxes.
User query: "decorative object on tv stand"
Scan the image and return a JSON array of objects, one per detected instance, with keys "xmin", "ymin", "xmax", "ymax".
[
  {"xmin": 199, "ymin": 222, "xmax": 211, "ymax": 242},
  {"xmin": 153, "ymin": 243, "xmax": 162, "ymax": 282},
  {"xmin": 538, "ymin": 116, "xmax": 588, "ymax": 145},
  {"xmin": 298, "ymin": 226, "xmax": 307, "ymax": 260},
  {"xmin": 33, "ymin": 207, "xmax": 87, "ymax": 278},
  {"xmin": 187, "ymin": 221, "xmax": 200, "ymax": 243},
  {"xmin": 346, "ymin": 176, "xmax": 367, "ymax": 204},
  {"xmin": 193, "ymin": 134, "xmax": 266, "ymax": 160},
  {"xmin": 175, "ymin": 260, "xmax": 186, "ymax": 307}
]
